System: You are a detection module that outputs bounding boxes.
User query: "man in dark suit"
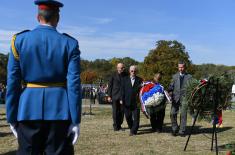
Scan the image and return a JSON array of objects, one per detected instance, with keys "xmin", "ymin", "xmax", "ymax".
[
  {"xmin": 169, "ymin": 61, "xmax": 192, "ymax": 136},
  {"xmin": 107, "ymin": 63, "xmax": 127, "ymax": 131},
  {"xmin": 121, "ymin": 65, "xmax": 143, "ymax": 136}
]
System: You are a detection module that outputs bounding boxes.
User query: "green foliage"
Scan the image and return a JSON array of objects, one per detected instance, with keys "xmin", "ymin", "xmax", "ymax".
[
  {"xmin": 1, "ymin": 39, "xmax": 235, "ymax": 86},
  {"xmin": 80, "ymin": 57, "xmax": 139, "ymax": 83},
  {"xmin": 183, "ymin": 74, "xmax": 234, "ymax": 122},
  {"xmin": 139, "ymin": 40, "xmax": 194, "ymax": 88},
  {"xmin": 109, "ymin": 57, "xmax": 139, "ymax": 71},
  {"xmin": 193, "ymin": 64, "xmax": 235, "ymax": 80},
  {"xmin": 0, "ymin": 53, "xmax": 8, "ymax": 83}
]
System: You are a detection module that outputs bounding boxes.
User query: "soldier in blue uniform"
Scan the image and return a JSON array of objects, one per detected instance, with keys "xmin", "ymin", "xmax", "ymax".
[{"xmin": 6, "ymin": 0, "xmax": 81, "ymax": 154}]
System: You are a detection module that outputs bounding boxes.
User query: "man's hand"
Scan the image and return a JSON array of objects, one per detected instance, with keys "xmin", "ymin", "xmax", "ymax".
[
  {"xmin": 67, "ymin": 124, "xmax": 80, "ymax": 145},
  {"xmin": 107, "ymin": 97, "xmax": 112, "ymax": 103},
  {"xmin": 9, "ymin": 123, "xmax": 17, "ymax": 138}
]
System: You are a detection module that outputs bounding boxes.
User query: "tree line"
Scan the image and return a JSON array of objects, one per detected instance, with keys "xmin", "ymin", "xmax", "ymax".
[{"xmin": 1, "ymin": 40, "xmax": 235, "ymax": 88}]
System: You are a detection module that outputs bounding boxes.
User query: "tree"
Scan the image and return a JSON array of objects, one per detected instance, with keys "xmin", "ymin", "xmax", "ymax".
[
  {"xmin": 0, "ymin": 53, "xmax": 8, "ymax": 83},
  {"xmin": 109, "ymin": 57, "xmax": 139, "ymax": 73},
  {"xmin": 139, "ymin": 40, "xmax": 194, "ymax": 88},
  {"xmin": 80, "ymin": 70, "xmax": 98, "ymax": 84},
  {"xmin": 193, "ymin": 64, "xmax": 235, "ymax": 80}
]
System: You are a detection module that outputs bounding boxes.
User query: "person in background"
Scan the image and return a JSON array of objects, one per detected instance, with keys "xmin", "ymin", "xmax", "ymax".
[
  {"xmin": 121, "ymin": 65, "xmax": 143, "ymax": 136},
  {"xmin": 6, "ymin": 1, "xmax": 81, "ymax": 154},
  {"xmin": 107, "ymin": 63, "xmax": 127, "ymax": 131},
  {"xmin": 0, "ymin": 84, "xmax": 3, "ymax": 104}
]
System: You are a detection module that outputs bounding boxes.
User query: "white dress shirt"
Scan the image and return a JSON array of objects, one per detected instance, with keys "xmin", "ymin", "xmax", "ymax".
[{"xmin": 130, "ymin": 76, "xmax": 135, "ymax": 86}]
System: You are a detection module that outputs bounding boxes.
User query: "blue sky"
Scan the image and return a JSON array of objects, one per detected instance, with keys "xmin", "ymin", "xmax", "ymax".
[{"xmin": 0, "ymin": 0, "xmax": 235, "ymax": 65}]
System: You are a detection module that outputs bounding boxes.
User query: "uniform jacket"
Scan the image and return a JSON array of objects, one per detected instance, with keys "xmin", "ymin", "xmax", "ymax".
[
  {"xmin": 121, "ymin": 76, "xmax": 143, "ymax": 109},
  {"xmin": 169, "ymin": 72, "xmax": 192, "ymax": 104},
  {"xmin": 107, "ymin": 71, "xmax": 127, "ymax": 101},
  {"xmin": 6, "ymin": 25, "xmax": 81, "ymax": 125}
]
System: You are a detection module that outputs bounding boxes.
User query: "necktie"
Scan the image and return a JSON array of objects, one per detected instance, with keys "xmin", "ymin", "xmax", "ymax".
[{"xmin": 180, "ymin": 75, "xmax": 184, "ymax": 88}]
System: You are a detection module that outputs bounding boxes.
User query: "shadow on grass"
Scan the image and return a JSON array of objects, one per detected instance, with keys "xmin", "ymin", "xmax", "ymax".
[
  {"xmin": 0, "ymin": 150, "xmax": 17, "ymax": 155},
  {"xmin": 0, "ymin": 124, "xmax": 8, "ymax": 128},
  {"xmin": 137, "ymin": 123, "xmax": 233, "ymax": 136},
  {"xmin": 0, "ymin": 132, "xmax": 12, "ymax": 137},
  {"xmin": 0, "ymin": 117, "xmax": 6, "ymax": 121},
  {"xmin": 137, "ymin": 128, "xmax": 153, "ymax": 135},
  {"xmin": 139, "ymin": 124, "xmax": 151, "ymax": 128},
  {"xmin": 218, "ymin": 142, "xmax": 235, "ymax": 151},
  {"xmin": 189, "ymin": 126, "xmax": 233, "ymax": 135}
]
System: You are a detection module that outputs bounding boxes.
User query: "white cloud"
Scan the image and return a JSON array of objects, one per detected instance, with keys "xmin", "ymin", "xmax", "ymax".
[
  {"xmin": 89, "ymin": 17, "xmax": 113, "ymax": 24},
  {"xmin": 59, "ymin": 25, "xmax": 97, "ymax": 36},
  {"xmin": 0, "ymin": 26, "xmax": 179, "ymax": 62},
  {"xmin": 186, "ymin": 43, "xmax": 214, "ymax": 54},
  {"xmin": 0, "ymin": 29, "xmax": 18, "ymax": 53},
  {"xmin": 79, "ymin": 32, "xmax": 178, "ymax": 61},
  {"xmin": 183, "ymin": 42, "xmax": 235, "ymax": 65},
  {"xmin": 59, "ymin": 26, "xmax": 178, "ymax": 61}
]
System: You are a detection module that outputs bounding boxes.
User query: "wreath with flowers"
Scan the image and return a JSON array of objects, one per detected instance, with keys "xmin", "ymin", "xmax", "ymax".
[
  {"xmin": 139, "ymin": 81, "xmax": 171, "ymax": 117},
  {"xmin": 183, "ymin": 74, "xmax": 233, "ymax": 121}
]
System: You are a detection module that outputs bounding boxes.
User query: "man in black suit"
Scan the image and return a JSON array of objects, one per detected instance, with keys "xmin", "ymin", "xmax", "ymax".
[
  {"xmin": 169, "ymin": 61, "xmax": 192, "ymax": 136},
  {"xmin": 121, "ymin": 65, "xmax": 143, "ymax": 136},
  {"xmin": 107, "ymin": 63, "xmax": 127, "ymax": 131}
]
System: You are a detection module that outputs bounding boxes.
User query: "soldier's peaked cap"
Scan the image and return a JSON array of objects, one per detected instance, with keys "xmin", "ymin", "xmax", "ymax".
[{"xmin": 34, "ymin": 0, "xmax": 64, "ymax": 8}]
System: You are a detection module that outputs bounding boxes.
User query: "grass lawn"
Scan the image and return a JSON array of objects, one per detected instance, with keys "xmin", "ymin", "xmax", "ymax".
[{"xmin": 0, "ymin": 104, "xmax": 235, "ymax": 155}]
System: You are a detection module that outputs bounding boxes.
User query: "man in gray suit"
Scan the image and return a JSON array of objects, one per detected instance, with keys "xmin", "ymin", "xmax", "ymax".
[{"xmin": 169, "ymin": 61, "xmax": 192, "ymax": 136}]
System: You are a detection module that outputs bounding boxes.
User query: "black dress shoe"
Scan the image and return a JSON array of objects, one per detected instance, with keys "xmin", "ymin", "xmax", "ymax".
[
  {"xmin": 179, "ymin": 132, "xmax": 186, "ymax": 137},
  {"xmin": 172, "ymin": 131, "xmax": 178, "ymax": 136},
  {"xmin": 129, "ymin": 131, "xmax": 137, "ymax": 136},
  {"xmin": 156, "ymin": 128, "xmax": 162, "ymax": 133},
  {"xmin": 119, "ymin": 127, "xmax": 125, "ymax": 131},
  {"xmin": 114, "ymin": 128, "xmax": 119, "ymax": 131},
  {"xmin": 129, "ymin": 132, "xmax": 134, "ymax": 136},
  {"xmin": 152, "ymin": 128, "xmax": 157, "ymax": 132}
]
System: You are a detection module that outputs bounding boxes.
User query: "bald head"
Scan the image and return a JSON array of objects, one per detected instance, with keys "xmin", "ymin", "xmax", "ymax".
[{"xmin": 117, "ymin": 63, "xmax": 125, "ymax": 74}]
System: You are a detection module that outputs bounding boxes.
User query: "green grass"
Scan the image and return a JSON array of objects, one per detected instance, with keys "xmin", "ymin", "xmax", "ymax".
[{"xmin": 0, "ymin": 104, "xmax": 235, "ymax": 155}]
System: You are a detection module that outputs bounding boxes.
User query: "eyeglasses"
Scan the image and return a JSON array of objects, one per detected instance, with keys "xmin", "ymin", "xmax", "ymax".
[{"xmin": 130, "ymin": 70, "xmax": 136, "ymax": 73}]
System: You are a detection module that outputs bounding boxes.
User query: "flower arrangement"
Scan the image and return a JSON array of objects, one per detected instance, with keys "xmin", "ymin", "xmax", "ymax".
[
  {"xmin": 139, "ymin": 82, "xmax": 169, "ymax": 117},
  {"xmin": 183, "ymin": 74, "xmax": 233, "ymax": 122}
]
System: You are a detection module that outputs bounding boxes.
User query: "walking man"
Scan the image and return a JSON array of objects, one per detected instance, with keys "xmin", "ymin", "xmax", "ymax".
[
  {"xmin": 121, "ymin": 65, "xmax": 142, "ymax": 136},
  {"xmin": 107, "ymin": 63, "xmax": 127, "ymax": 131},
  {"xmin": 6, "ymin": 0, "xmax": 81, "ymax": 154}
]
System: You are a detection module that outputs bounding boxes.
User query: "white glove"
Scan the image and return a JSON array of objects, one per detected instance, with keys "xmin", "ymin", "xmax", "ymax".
[
  {"xmin": 67, "ymin": 124, "xmax": 80, "ymax": 145},
  {"xmin": 9, "ymin": 123, "xmax": 18, "ymax": 138}
]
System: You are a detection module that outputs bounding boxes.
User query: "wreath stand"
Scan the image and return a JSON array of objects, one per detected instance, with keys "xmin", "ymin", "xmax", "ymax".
[
  {"xmin": 184, "ymin": 78, "xmax": 219, "ymax": 155},
  {"xmin": 83, "ymin": 86, "xmax": 95, "ymax": 116}
]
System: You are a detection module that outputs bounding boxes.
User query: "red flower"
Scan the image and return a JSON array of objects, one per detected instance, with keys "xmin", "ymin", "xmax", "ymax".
[
  {"xmin": 141, "ymin": 83, "xmax": 155, "ymax": 94},
  {"xmin": 200, "ymin": 79, "xmax": 208, "ymax": 85}
]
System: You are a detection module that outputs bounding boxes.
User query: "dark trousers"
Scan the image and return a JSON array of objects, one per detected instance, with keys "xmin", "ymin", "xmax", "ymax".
[
  {"xmin": 150, "ymin": 108, "xmax": 165, "ymax": 131},
  {"xmin": 112, "ymin": 100, "xmax": 124, "ymax": 130},
  {"xmin": 17, "ymin": 120, "xmax": 74, "ymax": 155},
  {"xmin": 124, "ymin": 107, "xmax": 140, "ymax": 134},
  {"xmin": 170, "ymin": 103, "xmax": 187, "ymax": 133}
]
